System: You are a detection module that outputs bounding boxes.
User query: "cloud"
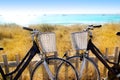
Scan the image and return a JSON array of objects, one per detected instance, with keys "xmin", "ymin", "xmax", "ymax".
[{"xmin": 1, "ymin": 14, "xmax": 38, "ymax": 26}]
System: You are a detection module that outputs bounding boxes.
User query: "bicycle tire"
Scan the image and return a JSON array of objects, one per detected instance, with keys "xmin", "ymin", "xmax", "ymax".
[
  {"xmin": 31, "ymin": 57, "xmax": 79, "ymax": 80},
  {"xmin": 0, "ymin": 66, "xmax": 6, "ymax": 80},
  {"xmin": 67, "ymin": 56, "xmax": 101, "ymax": 80}
]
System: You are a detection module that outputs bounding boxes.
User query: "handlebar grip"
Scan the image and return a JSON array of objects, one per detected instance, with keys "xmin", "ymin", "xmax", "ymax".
[
  {"xmin": 0, "ymin": 48, "xmax": 3, "ymax": 50},
  {"xmin": 93, "ymin": 25, "xmax": 102, "ymax": 28},
  {"xmin": 23, "ymin": 27, "xmax": 33, "ymax": 31},
  {"xmin": 116, "ymin": 32, "xmax": 120, "ymax": 36}
]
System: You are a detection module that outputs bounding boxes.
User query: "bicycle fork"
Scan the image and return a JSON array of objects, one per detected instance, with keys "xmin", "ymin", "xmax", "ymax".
[
  {"xmin": 43, "ymin": 60, "xmax": 55, "ymax": 80},
  {"xmin": 79, "ymin": 57, "xmax": 86, "ymax": 79}
]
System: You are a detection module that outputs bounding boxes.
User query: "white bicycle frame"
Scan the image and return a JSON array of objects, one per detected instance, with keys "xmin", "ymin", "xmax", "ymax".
[
  {"xmin": 79, "ymin": 54, "xmax": 87, "ymax": 79},
  {"xmin": 43, "ymin": 60, "xmax": 54, "ymax": 80}
]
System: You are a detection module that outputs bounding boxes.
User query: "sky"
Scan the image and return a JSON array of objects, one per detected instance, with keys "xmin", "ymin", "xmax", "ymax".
[
  {"xmin": 0, "ymin": 0, "xmax": 120, "ymax": 26},
  {"xmin": 0, "ymin": 0, "xmax": 120, "ymax": 15}
]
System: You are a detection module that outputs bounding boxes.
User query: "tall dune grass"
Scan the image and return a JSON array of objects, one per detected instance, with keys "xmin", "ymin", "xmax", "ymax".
[
  {"xmin": 0, "ymin": 23, "xmax": 120, "ymax": 60},
  {"xmin": 92, "ymin": 23, "xmax": 120, "ymax": 53},
  {"xmin": 0, "ymin": 24, "xmax": 32, "ymax": 61},
  {"xmin": 0, "ymin": 23, "xmax": 120, "ymax": 79}
]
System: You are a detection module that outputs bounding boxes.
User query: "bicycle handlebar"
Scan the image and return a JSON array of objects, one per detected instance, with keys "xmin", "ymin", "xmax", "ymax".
[
  {"xmin": 116, "ymin": 32, "xmax": 120, "ymax": 36},
  {"xmin": 0, "ymin": 48, "xmax": 3, "ymax": 50},
  {"xmin": 92, "ymin": 25, "xmax": 102, "ymax": 28},
  {"xmin": 23, "ymin": 27, "xmax": 33, "ymax": 31},
  {"xmin": 87, "ymin": 25, "xmax": 102, "ymax": 30},
  {"xmin": 23, "ymin": 27, "xmax": 40, "ymax": 41}
]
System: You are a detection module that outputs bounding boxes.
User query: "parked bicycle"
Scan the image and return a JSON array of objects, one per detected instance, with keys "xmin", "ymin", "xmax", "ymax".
[
  {"xmin": 0, "ymin": 27, "xmax": 79, "ymax": 80},
  {"xmin": 63, "ymin": 25, "xmax": 120, "ymax": 80}
]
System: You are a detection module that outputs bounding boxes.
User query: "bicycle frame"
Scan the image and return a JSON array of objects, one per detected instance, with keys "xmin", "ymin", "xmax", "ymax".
[
  {"xmin": 79, "ymin": 56, "xmax": 86, "ymax": 78},
  {"xmin": 43, "ymin": 60, "xmax": 54, "ymax": 80},
  {"xmin": 0, "ymin": 41, "xmax": 40, "ymax": 80},
  {"xmin": 87, "ymin": 39, "xmax": 118, "ymax": 75}
]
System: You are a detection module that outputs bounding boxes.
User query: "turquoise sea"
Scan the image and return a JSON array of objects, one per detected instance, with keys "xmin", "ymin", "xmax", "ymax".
[
  {"xmin": 31, "ymin": 14, "xmax": 120, "ymax": 25},
  {"xmin": 0, "ymin": 14, "xmax": 120, "ymax": 25}
]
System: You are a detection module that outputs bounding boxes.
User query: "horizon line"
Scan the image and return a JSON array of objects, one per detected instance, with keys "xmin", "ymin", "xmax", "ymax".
[{"xmin": 0, "ymin": 13, "xmax": 120, "ymax": 16}]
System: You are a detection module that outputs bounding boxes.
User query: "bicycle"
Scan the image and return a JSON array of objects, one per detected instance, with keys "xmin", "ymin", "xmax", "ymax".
[
  {"xmin": 0, "ymin": 27, "xmax": 79, "ymax": 80},
  {"xmin": 63, "ymin": 25, "xmax": 120, "ymax": 80}
]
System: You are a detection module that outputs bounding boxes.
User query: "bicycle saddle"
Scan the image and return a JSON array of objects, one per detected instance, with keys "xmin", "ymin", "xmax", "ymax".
[
  {"xmin": 116, "ymin": 32, "xmax": 120, "ymax": 36},
  {"xmin": 0, "ymin": 48, "xmax": 3, "ymax": 50}
]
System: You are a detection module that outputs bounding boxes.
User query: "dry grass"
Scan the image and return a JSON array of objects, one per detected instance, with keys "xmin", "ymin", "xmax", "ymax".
[
  {"xmin": 0, "ymin": 23, "xmax": 120, "ymax": 79},
  {"xmin": 92, "ymin": 23, "xmax": 120, "ymax": 52},
  {"xmin": 0, "ymin": 23, "xmax": 120, "ymax": 59}
]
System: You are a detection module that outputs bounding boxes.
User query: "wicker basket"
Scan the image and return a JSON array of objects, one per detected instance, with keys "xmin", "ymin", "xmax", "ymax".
[
  {"xmin": 37, "ymin": 32, "xmax": 57, "ymax": 53},
  {"xmin": 71, "ymin": 31, "xmax": 88, "ymax": 50}
]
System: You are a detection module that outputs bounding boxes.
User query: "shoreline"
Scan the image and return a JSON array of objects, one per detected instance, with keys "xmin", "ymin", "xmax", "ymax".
[{"xmin": 0, "ymin": 14, "xmax": 120, "ymax": 26}]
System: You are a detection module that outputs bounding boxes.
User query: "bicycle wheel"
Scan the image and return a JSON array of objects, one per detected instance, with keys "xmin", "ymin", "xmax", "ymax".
[
  {"xmin": 55, "ymin": 58, "xmax": 79, "ymax": 80},
  {"xmin": 67, "ymin": 56, "xmax": 100, "ymax": 80},
  {"xmin": 31, "ymin": 60, "xmax": 45, "ymax": 80},
  {"xmin": 0, "ymin": 66, "xmax": 6, "ymax": 80},
  {"xmin": 31, "ymin": 57, "xmax": 79, "ymax": 80}
]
